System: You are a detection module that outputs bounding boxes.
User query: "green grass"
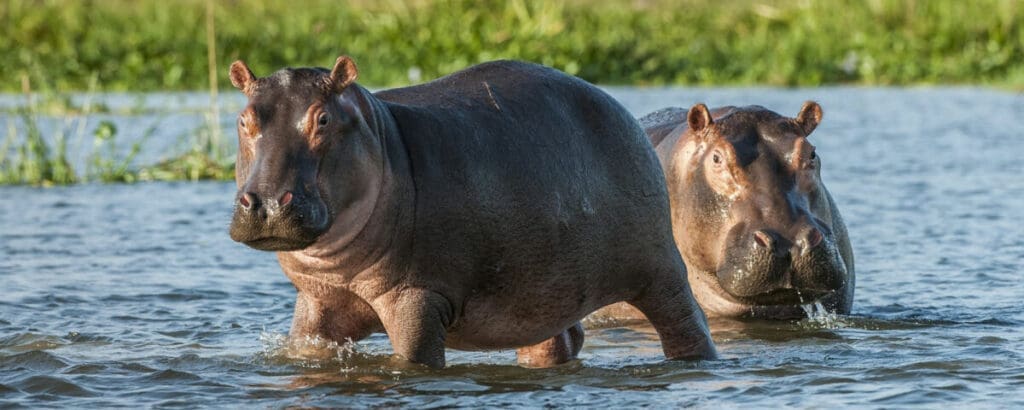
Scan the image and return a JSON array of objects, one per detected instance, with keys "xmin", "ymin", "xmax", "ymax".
[{"xmin": 3, "ymin": 0, "xmax": 1023, "ymax": 90}]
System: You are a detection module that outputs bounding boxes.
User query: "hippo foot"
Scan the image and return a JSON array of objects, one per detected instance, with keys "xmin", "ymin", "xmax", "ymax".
[{"xmin": 515, "ymin": 322, "xmax": 584, "ymax": 368}]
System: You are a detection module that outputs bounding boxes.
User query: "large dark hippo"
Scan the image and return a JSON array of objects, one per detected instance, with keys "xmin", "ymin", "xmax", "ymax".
[
  {"xmin": 226, "ymin": 55, "xmax": 716, "ymax": 368},
  {"xmin": 600, "ymin": 102, "xmax": 853, "ymax": 320}
]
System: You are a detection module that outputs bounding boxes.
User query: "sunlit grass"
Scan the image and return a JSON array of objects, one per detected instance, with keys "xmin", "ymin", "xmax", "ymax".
[{"xmin": 3, "ymin": 0, "xmax": 1022, "ymax": 90}]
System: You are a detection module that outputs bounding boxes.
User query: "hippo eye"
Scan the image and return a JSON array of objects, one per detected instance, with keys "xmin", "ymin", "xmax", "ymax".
[
  {"xmin": 810, "ymin": 150, "xmax": 818, "ymax": 160},
  {"xmin": 317, "ymin": 112, "xmax": 331, "ymax": 128}
]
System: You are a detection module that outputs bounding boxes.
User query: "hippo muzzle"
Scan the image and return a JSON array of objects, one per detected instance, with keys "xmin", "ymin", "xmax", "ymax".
[
  {"xmin": 715, "ymin": 221, "xmax": 848, "ymax": 305},
  {"xmin": 228, "ymin": 187, "xmax": 330, "ymax": 251}
]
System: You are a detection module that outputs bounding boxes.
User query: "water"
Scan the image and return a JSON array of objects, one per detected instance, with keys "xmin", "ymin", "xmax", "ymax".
[{"xmin": 2, "ymin": 87, "xmax": 1023, "ymax": 408}]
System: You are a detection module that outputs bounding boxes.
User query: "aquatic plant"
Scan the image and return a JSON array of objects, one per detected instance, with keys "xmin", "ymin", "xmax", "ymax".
[
  {"xmin": 0, "ymin": 77, "xmax": 234, "ymax": 186},
  {"xmin": 0, "ymin": 110, "xmax": 76, "ymax": 186},
  {"xmin": 87, "ymin": 120, "xmax": 149, "ymax": 183},
  {"xmin": 0, "ymin": 77, "xmax": 79, "ymax": 186},
  {"xmin": 137, "ymin": 122, "xmax": 234, "ymax": 183}
]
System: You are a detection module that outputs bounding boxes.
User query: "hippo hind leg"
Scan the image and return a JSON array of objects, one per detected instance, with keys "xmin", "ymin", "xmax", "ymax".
[
  {"xmin": 515, "ymin": 322, "xmax": 584, "ymax": 368},
  {"xmin": 629, "ymin": 268, "xmax": 718, "ymax": 360}
]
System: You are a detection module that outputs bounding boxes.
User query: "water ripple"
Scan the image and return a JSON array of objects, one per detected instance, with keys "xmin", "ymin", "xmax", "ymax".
[
  {"xmin": 9, "ymin": 375, "xmax": 96, "ymax": 398},
  {"xmin": 0, "ymin": 351, "xmax": 69, "ymax": 372},
  {"xmin": 2, "ymin": 88, "xmax": 1023, "ymax": 407},
  {"xmin": 140, "ymin": 369, "xmax": 203, "ymax": 383},
  {"xmin": 0, "ymin": 334, "xmax": 66, "ymax": 353}
]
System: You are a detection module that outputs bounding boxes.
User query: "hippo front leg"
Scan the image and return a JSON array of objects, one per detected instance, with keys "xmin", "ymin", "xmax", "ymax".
[
  {"xmin": 515, "ymin": 322, "xmax": 584, "ymax": 368},
  {"xmin": 374, "ymin": 289, "xmax": 453, "ymax": 369},
  {"xmin": 289, "ymin": 290, "xmax": 382, "ymax": 343}
]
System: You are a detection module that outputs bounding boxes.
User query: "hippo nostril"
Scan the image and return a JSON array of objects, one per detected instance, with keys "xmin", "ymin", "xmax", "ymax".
[
  {"xmin": 239, "ymin": 192, "xmax": 257, "ymax": 210},
  {"xmin": 279, "ymin": 191, "xmax": 293, "ymax": 207},
  {"xmin": 798, "ymin": 227, "xmax": 824, "ymax": 256},
  {"xmin": 753, "ymin": 230, "xmax": 774, "ymax": 249},
  {"xmin": 806, "ymin": 228, "xmax": 823, "ymax": 249}
]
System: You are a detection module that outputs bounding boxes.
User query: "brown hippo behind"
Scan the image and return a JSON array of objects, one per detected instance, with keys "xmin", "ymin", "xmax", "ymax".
[
  {"xmin": 603, "ymin": 102, "xmax": 854, "ymax": 320},
  {"xmin": 226, "ymin": 55, "xmax": 716, "ymax": 368}
]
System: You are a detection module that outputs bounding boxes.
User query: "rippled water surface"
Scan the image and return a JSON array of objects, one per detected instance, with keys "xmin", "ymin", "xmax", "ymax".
[{"xmin": 2, "ymin": 88, "xmax": 1023, "ymax": 408}]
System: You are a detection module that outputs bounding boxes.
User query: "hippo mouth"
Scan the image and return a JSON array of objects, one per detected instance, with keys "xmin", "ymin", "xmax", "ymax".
[
  {"xmin": 732, "ymin": 288, "xmax": 835, "ymax": 306},
  {"xmin": 230, "ymin": 218, "xmax": 326, "ymax": 251},
  {"xmin": 241, "ymin": 235, "xmax": 317, "ymax": 251}
]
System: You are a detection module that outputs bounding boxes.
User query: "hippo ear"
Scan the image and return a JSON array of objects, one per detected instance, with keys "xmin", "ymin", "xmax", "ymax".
[
  {"xmin": 796, "ymin": 101, "xmax": 823, "ymax": 135},
  {"xmin": 688, "ymin": 103, "xmax": 714, "ymax": 134},
  {"xmin": 229, "ymin": 60, "xmax": 256, "ymax": 94},
  {"xmin": 329, "ymin": 55, "xmax": 359, "ymax": 93}
]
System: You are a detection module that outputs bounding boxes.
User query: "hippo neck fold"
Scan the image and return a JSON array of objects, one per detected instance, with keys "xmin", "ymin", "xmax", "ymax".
[{"xmin": 278, "ymin": 84, "xmax": 416, "ymax": 283}]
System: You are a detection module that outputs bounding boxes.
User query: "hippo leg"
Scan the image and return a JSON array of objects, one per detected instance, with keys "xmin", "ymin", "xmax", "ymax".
[
  {"xmin": 629, "ymin": 276, "xmax": 718, "ymax": 360},
  {"xmin": 289, "ymin": 291, "xmax": 381, "ymax": 343},
  {"xmin": 515, "ymin": 322, "xmax": 584, "ymax": 368},
  {"xmin": 375, "ymin": 289, "xmax": 452, "ymax": 369}
]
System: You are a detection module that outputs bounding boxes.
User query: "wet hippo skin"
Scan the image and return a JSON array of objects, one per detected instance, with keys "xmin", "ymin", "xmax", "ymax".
[
  {"xmin": 596, "ymin": 102, "xmax": 854, "ymax": 321},
  {"xmin": 226, "ymin": 55, "xmax": 716, "ymax": 368}
]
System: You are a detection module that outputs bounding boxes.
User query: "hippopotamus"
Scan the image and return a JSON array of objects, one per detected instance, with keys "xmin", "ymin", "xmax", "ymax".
[
  {"xmin": 600, "ymin": 102, "xmax": 853, "ymax": 320},
  {"xmin": 226, "ymin": 55, "xmax": 716, "ymax": 368}
]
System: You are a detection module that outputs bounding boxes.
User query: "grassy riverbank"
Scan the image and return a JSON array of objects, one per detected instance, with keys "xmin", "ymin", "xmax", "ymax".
[
  {"xmin": 2, "ymin": 0, "xmax": 1021, "ymax": 185},
  {"xmin": 4, "ymin": 0, "xmax": 1023, "ymax": 91}
]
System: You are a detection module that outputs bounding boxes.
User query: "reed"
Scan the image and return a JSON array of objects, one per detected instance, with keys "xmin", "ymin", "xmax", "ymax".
[
  {"xmin": 0, "ymin": 76, "xmax": 79, "ymax": 186},
  {"xmin": 138, "ymin": 0, "xmax": 234, "ymax": 183}
]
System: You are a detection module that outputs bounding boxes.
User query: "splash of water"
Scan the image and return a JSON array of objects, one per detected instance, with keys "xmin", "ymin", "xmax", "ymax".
[
  {"xmin": 799, "ymin": 300, "xmax": 846, "ymax": 329},
  {"xmin": 258, "ymin": 331, "xmax": 362, "ymax": 372}
]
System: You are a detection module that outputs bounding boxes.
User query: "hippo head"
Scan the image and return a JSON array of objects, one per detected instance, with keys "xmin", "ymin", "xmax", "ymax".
[
  {"xmin": 671, "ymin": 102, "xmax": 850, "ymax": 315},
  {"xmin": 228, "ymin": 56, "xmax": 381, "ymax": 251}
]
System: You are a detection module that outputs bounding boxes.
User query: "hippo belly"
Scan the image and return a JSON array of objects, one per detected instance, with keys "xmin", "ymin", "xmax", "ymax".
[
  {"xmin": 405, "ymin": 180, "xmax": 659, "ymax": 351},
  {"xmin": 446, "ymin": 289, "xmax": 593, "ymax": 350}
]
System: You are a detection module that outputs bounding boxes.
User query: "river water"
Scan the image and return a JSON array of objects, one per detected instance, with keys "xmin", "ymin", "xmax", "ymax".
[{"xmin": 2, "ymin": 87, "xmax": 1023, "ymax": 408}]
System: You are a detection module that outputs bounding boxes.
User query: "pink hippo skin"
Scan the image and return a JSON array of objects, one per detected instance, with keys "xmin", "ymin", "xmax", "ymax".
[{"xmin": 226, "ymin": 55, "xmax": 716, "ymax": 368}]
